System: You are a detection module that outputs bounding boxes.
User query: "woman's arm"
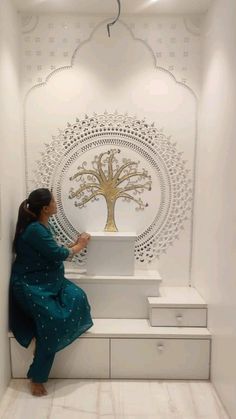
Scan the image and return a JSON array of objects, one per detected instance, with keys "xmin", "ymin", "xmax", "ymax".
[
  {"xmin": 23, "ymin": 224, "xmax": 90, "ymax": 262},
  {"xmin": 22, "ymin": 223, "xmax": 70, "ymax": 262}
]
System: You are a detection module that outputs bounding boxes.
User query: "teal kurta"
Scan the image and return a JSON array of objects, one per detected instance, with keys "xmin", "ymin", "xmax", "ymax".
[{"xmin": 9, "ymin": 221, "xmax": 93, "ymax": 354}]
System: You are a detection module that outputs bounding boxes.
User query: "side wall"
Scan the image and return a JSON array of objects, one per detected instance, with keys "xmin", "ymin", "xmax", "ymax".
[
  {"xmin": 192, "ymin": 0, "xmax": 236, "ymax": 417},
  {"xmin": 0, "ymin": 0, "xmax": 25, "ymax": 401}
]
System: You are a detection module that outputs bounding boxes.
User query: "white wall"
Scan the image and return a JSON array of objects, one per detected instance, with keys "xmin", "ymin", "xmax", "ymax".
[
  {"xmin": 0, "ymin": 0, "xmax": 24, "ymax": 402},
  {"xmin": 192, "ymin": 0, "xmax": 236, "ymax": 417}
]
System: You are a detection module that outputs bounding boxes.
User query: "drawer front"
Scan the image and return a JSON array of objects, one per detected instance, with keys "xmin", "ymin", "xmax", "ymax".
[
  {"xmin": 150, "ymin": 307, "xmax": 207, "ymax": 327},
  {"xmin": 111, "ymin": 338, "xmax": 210, "ymax": 379},
  {"xmin": 10, "ymin": 337, "xmax": 110, "ymax": 379}
]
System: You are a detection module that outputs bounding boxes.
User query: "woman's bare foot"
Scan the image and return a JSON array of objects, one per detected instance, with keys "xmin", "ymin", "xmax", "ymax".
[{"xmin": 30, "ymin": 381, "xmax": 48, "ymax": 396}]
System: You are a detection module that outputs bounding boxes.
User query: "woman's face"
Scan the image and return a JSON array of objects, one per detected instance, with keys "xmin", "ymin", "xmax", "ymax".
[{"xmin": 43, "ymin": 195, "xmax": 57, "ymax": 216}]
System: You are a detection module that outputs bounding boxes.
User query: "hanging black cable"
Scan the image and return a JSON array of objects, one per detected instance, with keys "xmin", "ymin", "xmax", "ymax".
[{"xmin": 107, "ymin": 0, "xmax": 121, "ymax": 37}]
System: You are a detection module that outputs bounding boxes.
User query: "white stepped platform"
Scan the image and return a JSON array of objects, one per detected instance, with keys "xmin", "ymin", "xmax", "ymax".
[
  {"xmin": 65, "ymin": 267, "xmax": 162, "ymax": 318},
  {"xmin": 9, "ymin": 319, "xmax": 211, "ymax": 380},
  {"xmin": 148, "ymin": 286, "xmax": 208, "ymax": 327}
]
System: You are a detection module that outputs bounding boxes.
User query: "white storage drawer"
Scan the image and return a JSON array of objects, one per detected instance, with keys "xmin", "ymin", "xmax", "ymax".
[
  {"xmin": 150, "ymin": 307, "xmax": 207, "ymax": 327},
  {"xmin": 10, "ymin": 337, "xmax": 110, "ymax": 379},
  {"xmin": 111, "ymin": 338, "xmax": 210, "ymax": 379}
]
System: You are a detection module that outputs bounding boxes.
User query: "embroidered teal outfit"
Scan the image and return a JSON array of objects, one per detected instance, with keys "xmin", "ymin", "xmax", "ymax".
[{"xmin": 9, "ymin": 221, "xmax": 93, "ymax": 382}]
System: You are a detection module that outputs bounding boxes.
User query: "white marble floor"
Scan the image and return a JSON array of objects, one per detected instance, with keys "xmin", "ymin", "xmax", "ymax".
[{"xmin": 0, "ymin": 379, "xmax": 229, "ymax": 419}]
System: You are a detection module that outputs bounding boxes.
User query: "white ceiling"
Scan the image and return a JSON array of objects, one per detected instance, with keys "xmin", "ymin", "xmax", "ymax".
[{"xmin": 13, "ymin": 0, "xmax": 213, "ymax": 15}]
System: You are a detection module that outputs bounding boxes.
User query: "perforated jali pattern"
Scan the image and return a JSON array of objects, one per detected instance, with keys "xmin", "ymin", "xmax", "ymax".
[{"xmin": 33, "ymin": 112, "xmax": 192, "ymax": 265}]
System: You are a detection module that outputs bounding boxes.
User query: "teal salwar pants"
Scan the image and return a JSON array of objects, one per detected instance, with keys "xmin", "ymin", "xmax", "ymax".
[{"xmin": 27, "ymin": 339, "xmax": 56, "ymax": 383}]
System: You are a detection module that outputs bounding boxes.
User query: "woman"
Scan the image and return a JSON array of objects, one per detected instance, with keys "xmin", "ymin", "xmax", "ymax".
[{"xmin": 9, "ymin": 188, "xmax": 93, "ymax": 396}]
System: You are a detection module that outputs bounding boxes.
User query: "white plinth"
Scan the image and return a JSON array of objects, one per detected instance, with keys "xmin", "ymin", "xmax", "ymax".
[{"xmin": 86, "ymin": 232, "xmax": 137, "ymax": 276}]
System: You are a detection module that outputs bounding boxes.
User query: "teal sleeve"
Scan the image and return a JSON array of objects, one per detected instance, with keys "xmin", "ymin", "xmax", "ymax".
[{"xmin": 22, "ymin": 223, "xmax": 70, "ymax": 262}]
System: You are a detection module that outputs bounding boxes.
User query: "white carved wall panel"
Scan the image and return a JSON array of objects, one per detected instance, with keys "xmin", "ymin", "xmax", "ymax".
[{"xmin": 20, "ymin": 13, "xmax": 202, "ymax": 286}]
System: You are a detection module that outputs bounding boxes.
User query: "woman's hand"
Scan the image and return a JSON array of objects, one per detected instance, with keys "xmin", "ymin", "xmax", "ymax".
[
  {"xmin": 68, "ymin": 232, "xmax": 90, "ymax": 247},
  {"xmin": 77, "ymin": 232, "xmax": 91, "ymax": 248},
  {"xmin": 70, "ymin": 232, "xmax": 91, "ymax": 254}
]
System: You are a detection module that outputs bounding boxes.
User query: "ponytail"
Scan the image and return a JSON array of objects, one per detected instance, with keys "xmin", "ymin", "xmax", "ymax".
[
  {"xmin": 12, "ymin": 199, "xmax": 37, "ymax": 252},
  {"xmin": 12, "ymin": 188, "xmax": 52, "ymax": 253}
]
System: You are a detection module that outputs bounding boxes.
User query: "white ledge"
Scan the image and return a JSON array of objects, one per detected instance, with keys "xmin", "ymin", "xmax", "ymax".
[
  {"xmin": 9, "ymin": 318, "xmax": 211, "ymax": 339},
  {"xmin": 87, "ymin": 232, "xmax": 137, "ymax": 240},
  {"xmin": 65, "ymin": 269, "xmax": 162, "ymax": 283}
]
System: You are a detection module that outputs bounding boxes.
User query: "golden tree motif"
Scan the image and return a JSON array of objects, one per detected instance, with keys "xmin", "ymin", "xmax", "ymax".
[{"xmin": 68, "ymin": 149, "xmax": 152, "ymax": 232}]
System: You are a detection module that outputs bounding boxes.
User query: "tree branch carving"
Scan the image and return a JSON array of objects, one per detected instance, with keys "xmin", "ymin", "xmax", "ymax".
[{"xmin": 69, "ymin": 149, "xmax": 152, "ymax": 231}]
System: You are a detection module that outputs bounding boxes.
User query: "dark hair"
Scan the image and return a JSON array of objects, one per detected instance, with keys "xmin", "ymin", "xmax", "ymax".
[{"xmin": 13, "ymin": 188, "xmax": 52, "ymax": 252}]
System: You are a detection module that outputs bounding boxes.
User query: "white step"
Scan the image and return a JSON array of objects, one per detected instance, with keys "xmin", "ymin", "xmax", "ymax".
[
  {"xmin": 65, "ymin": 268, "xmax": 162, "ymax": 318},
  {"xmin": 148, "ymin": 286, "xmax": 208, "ymax": 327},
  {"xmin": 8, "ymin": 319, "xmax": 211, "ymax": 380},
  {"xmin": 148, "ymin": 286, "xmax": 207, "ymax": 307},
  {"xmin": 8, "ymin": 318, "xmax": 211, "ymax": 339}
]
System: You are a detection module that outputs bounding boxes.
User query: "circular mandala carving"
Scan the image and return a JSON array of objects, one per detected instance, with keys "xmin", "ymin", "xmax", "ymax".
[{"xmin": 33, "ymin": 112, "xmax": 193, "ymax": 264}]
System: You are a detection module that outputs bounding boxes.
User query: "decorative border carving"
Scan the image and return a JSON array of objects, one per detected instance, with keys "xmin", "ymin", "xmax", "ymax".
[
  {"xmin": 183, "ymin": 16, "xmax": 202, "ymax": 36},
  {"xmin": 21, "ymin": 15, "xmax": 39, "ymax": 34}
]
